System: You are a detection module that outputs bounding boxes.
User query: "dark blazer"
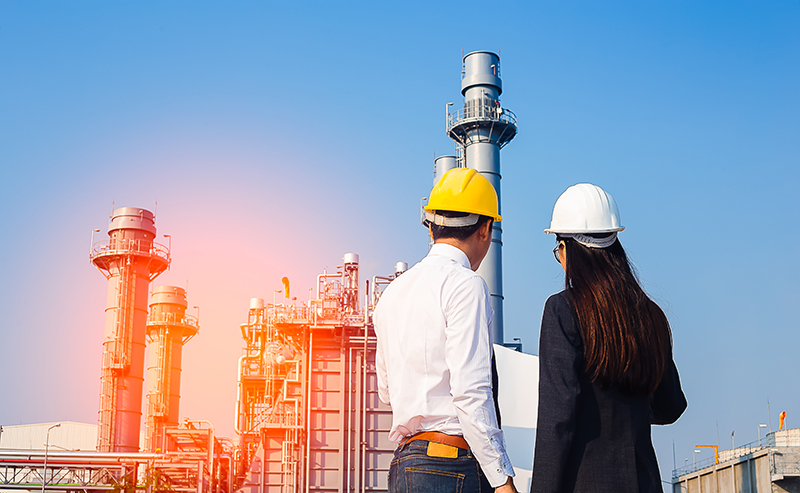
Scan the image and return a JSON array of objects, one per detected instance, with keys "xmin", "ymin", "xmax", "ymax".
[{"xmin": 530, "ymin": 291, "xmax": 686, "ymax": 493}]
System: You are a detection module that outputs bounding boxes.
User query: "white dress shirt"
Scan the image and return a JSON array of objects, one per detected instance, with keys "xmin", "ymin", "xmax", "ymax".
[{"xmin": 373, "ymin": 243, "xmax": 514, "ymax": 488}]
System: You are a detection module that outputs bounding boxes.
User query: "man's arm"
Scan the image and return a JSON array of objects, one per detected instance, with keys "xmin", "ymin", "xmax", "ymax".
[
  {"xmin": 374, "ymin": 309, "xmax": 391, "ymax": 406},
  {"xmin": 444, "ymin": 276, "xmax": 514, "ymax": 489}
]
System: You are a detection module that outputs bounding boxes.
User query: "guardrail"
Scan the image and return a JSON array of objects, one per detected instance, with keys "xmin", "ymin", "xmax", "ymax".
[
  {"xmin": 672, "ymin": 435, "xmax": 785, "ymax": 478},
  {"xmin": 147, "ymin": 313, "xmax": 200, "ymax": 330},
  {"xmin": 91, "ymin": 239, "xmax": 170, "ymax": 262},
  {"xmin": 446, "ymin": 97, "xmax": 517, "ymax": 133}
]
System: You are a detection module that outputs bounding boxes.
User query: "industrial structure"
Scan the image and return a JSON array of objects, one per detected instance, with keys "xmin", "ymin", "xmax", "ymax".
[
  {"xmin": 233, "ymin": 254, "xmax": 403, "ymax": 492},
  {"xmin": 227, "ymin": 50, "xmax": 519, "ymax": 493},
  {"xmin": 672, "ymin": 428, "xmax": 800, "ymax": 492},
  {"xmin": 0, "ymin": 50, "xmax": 521, "ymax": 493},
  {"xmin": 90, "ymin": 207, "xmax": 171, "ymax": 453},
  {"xmin": 438, "ymin": 50, "xmax": 517, "ymax": 342},
  {"xmin": 144, "ymin": 286, "xmax": 199, "ymax": 453},
  {"xmin": 0, "ymin": 439, "xmax": 231, "ymax": 493}
]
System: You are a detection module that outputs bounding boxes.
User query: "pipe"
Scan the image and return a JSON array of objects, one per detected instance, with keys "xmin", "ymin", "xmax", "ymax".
[
  {"xmin": 370, "ymin": 276, "xmax": 393, "ymax": 310},
  {"xmin": 304, "ymin": 332, "xmax": 313, "ymax": 493},
  {"xmin": 345, "ymin": 347, "xmax": 354, "ymax": 493},
  {"xmin": 338, "ymin": 349, "xmax": 347, "ymax": 493},
  {"xmin": 364, "ymin": 279, "xmax": 369, "ymax": 322},
  {"xmin": 233, "ymin": 355, "xmax": 248, "ymax": 435},
  {"xmin": 197, "ymin": 459, "xmax": 204, "ymax": 493},
  {"xmin": 316, "ymin": 273, "xmax": 341, "ymax": 300},
  {"xmin": 41, "ymin": 423, "xmax": 60, "ymax": 493},
  {"xmin": 234, "ymin": 308, "xmax": 268, "ymax": 437},
  {"xmin": 0, "ymin": 451, "xmax": 165, "ymax": 461},
  {"xmin": 361, "ymin": 287, "xmax": 369, "ymax": 493}
]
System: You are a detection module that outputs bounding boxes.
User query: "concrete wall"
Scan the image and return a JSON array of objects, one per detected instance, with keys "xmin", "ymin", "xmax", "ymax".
[{"xmin": 673, "ymin": 447, "xmax": 800, "ymax": 493}]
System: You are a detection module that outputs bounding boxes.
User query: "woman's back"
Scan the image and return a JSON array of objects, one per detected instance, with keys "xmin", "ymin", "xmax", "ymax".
[
  {"xmin": 532, "ymin": 292, "xmax": 686, "ymax": 493},
  {"xmin": 532, "ymin": 183, "xmax": 686, "ymax": 492}
]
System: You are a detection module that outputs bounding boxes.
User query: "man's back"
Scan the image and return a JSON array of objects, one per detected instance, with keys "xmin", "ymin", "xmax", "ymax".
[
  {"xmin": 374, "ymin": 243, "xmax": 514, "ymax": 489},
  {"xmin": 375, "ymin": 243, "xmax": 494, "ymax": 440}
]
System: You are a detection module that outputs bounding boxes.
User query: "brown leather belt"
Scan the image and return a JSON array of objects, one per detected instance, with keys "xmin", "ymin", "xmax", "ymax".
[{"xmin": 402, "ymin": 431, "xmax": 469, "ymax": 450}]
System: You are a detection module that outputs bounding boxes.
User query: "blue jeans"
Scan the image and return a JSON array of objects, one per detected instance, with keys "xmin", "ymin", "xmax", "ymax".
[{"xmin": 388, "ymin": 439, "xmax": 493, "ymax": 493}]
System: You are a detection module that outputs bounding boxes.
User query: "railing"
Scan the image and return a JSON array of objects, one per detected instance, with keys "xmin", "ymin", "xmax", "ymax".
[
  {"xmin": 672, "ymin": 434, "xmax": 790, "ymax": 478},
  {"xmin": 147, "ymin": 312, "xmax": 200, "ymax": 330},
  {"xmin": 267, "ymin": 304, "xmax": 313, "ymax": 324},
  {"xmin": 91, "ymin": 239, "xmax": 170, "ymax": 263},
  {"xmin": 447, "ymin": 97, "xmax": 517, "ymax": 133}
]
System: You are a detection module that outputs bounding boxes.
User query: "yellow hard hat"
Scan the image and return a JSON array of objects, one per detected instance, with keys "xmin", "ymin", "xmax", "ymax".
[{"xmin": 424, "ymin": 168, "xmax": 502, "ymax": 222}]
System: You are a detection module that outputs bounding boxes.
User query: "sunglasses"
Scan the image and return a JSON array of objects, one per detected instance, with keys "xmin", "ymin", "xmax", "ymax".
[{"xmin": 552, "ymin": 241, "xmax": 564, "ymax": 264}]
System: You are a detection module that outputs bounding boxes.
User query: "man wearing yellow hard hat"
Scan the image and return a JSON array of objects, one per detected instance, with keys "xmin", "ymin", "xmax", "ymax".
[{"xmin": 374, "ymin": 168, "xmax": 516, "ymax": 493}]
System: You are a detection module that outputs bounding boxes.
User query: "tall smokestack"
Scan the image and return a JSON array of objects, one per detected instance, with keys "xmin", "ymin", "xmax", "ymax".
[
  {"xmin": 91, "ymin": 207, "xmax": 170, "ymax": 452},
  {"xmin": 442, "ymin": 50, "xmax": 517, "ymax": 343},
  {"xmin": 144, "ymin": 286, "xmax": 198, "ymax": 453}
]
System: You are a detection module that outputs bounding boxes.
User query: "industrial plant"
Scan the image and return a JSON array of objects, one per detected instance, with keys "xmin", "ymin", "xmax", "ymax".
[
  {"xmin": 4, "ymin": 48, "xmax": 795, "ymax": 493},
  {"xmin": 0, "ymin": 51, "xmax": 522, "ymax": 493}
]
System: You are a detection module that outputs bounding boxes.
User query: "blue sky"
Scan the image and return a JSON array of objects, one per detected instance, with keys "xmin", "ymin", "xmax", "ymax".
[{"xmin": 1, "ymin": 1, "xmax": 798, "ymax": 488}]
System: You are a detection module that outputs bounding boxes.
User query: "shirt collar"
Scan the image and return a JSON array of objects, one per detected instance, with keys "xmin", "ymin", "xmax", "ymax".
[{"xmin": 428, "ymin": 243, "xmax": 471, "ymax": 270}]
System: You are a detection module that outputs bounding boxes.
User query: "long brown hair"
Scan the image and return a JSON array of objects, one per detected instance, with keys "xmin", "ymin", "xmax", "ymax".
[{"xmin": 562, "ymin": 236, "xmax": 671, "ymax": 396}]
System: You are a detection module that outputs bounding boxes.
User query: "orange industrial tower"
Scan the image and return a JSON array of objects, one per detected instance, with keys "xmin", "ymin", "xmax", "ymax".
[
  {"xmin": 91, "ymin": 207, "xmax": 170, "ymax": 452},
  {"xmin": 144, "ymin": 286, "xmax": 199, "ymax": 453}
]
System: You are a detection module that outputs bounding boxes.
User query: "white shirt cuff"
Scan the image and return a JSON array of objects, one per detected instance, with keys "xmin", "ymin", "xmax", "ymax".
[{"xmin": 482, "ymin": 452, "xmax": 515, "ymax": 488}]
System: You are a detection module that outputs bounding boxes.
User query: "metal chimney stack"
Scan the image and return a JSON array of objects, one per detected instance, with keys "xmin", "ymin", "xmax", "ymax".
[
  {"xmin": 432, "ymin": 155, "xmax": 458, "ymax": 186},
  {"xmin": 442, "ymin": 50, "xmax": 517, "ymax": 343},
  {"xmin": 91, "ymin": 207, "xmax": 170, "ymax": 452},
  {"xmin": 144, "ymin": 286, "xmax": 198, "ymax": 453}
]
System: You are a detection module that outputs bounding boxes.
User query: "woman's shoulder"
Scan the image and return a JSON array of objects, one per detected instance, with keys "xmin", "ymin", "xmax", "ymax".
[
  {"xmin": 542, "ymin": 290, "xmax": 582, "ymax": 347},
  {"xmin": 544, "ymin": 290, "xmax": 572, "ymax": 314}
]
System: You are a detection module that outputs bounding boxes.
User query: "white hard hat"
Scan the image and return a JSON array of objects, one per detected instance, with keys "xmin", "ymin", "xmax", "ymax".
[{"xmin": 544, "ymin": 183, "xmax": 625, "ymax": 235}]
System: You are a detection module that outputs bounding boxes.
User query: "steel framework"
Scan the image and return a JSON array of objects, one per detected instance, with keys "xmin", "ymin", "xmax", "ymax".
[{"xmin": 234, "ymin": 254, "xmax": 398, "ymax": 493}]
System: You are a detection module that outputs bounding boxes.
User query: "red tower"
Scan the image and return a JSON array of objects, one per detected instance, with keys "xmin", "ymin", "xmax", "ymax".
[
  {"xmin": 91, "ymin": 207, "xmax": 170, "ymax": 452},
  {"xmin": 144, "ymin": 286, "xmax": 199, "ymax": 452}
]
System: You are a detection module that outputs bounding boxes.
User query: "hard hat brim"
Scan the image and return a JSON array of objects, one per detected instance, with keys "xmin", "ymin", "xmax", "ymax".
[
  {"xmin": 544, "ymin": 226, "xmax": 625, "ymax": 235},
  {"xmin": 425, "ymin": 204, "xmax": 502, "ymax": 223}
]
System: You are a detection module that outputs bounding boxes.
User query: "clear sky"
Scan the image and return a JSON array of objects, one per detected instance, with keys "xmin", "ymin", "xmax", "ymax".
[{"xmin": 1, "ymin": 1, "xmax": 798, "ymax": 489}]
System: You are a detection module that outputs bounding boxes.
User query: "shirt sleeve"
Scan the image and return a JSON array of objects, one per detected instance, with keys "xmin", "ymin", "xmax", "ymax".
[
  {"xmin": 531, "ymin": 293, "xmax": 583, "ymax": 493},
  {"xmin": 444, "ymin": 275, "xmax": 514, "ymax": 488}
]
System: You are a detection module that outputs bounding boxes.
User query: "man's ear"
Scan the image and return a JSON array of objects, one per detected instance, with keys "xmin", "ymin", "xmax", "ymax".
[{"xmin": 479, "ymin": 219, "xmax": 493, "ymax": 240}]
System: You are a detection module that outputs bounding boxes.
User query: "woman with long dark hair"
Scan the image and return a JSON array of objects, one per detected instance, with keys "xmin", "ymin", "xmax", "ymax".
[{"xmin": 531, "ymin": 183, "xmax": 686, "ymax": 493}]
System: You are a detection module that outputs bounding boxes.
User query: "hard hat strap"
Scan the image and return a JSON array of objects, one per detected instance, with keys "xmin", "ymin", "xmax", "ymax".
[
  {"xmin": 560, "ymin": 232, "xmax": 618, "ymax": 249},
  {"xmin": 424, "ymin": 210, "xmax": 480, "ymax": 227}
]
